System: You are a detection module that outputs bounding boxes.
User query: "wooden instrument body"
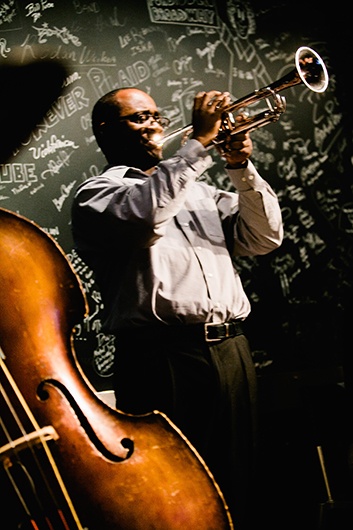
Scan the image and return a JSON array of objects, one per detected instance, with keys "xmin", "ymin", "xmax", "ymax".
[{"xmin": 0, "ymin": 207, "xmax": 233, "ymax": 529}]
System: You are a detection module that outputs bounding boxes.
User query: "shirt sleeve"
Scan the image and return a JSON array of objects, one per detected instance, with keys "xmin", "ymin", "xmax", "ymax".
[
  {"xmin": 225, "ymin": 159, "xmax": 284, "ymax": 256},
  {"xmin": 73, "ymin": 139, "xmax": 213, "ymax": 247}
]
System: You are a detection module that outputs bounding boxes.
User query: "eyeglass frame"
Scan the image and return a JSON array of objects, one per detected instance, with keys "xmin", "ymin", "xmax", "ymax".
[{"xmin": 117, "ymin": 111, "xmax": 170, "ymax": 128}]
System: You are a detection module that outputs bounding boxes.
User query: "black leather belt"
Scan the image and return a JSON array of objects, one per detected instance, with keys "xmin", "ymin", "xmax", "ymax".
[
  {"xmin": 117, "ymin": 320, "xmax": 244, "ymax": 344},
  {"xmin": 202, "ymin": 320, "xmax": 244, "ymax": 342}
]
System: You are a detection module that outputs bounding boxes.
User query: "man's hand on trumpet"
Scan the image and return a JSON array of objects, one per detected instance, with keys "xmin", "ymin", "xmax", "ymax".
[
  {"xmin": 191, "ymin": 90, "xmax": 252, "ymax": 168},
  {"xmin": 191, "ymin": 90, "xmax": 231, "ymax": 148},
  {"xmin": 220, "ymin": 126, "xmax": 253, "ymax": 169},
  {"xmin": 216, "ymin": 112, "xmax": 253, "ymax": 168}
]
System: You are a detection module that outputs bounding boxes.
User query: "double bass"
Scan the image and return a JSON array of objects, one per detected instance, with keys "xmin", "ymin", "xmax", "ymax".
[{"xmin": 0, "ymin": 206, "xmax": 233, "ymax": 529}]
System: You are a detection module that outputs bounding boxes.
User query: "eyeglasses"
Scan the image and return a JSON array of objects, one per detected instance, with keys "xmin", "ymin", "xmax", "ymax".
[{"xmin": 118, "ymin": 111, "xmax": 170, "ymax": 127}]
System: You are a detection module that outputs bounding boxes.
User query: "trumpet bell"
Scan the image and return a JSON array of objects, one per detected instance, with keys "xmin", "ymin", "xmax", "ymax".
[
  {"xmin": 295, "ymin": 46, "xmax": 329, "ymax": 93},
  {"xmin": 268, "ymin": 46, "xmax": 329, "ymax": 95}
]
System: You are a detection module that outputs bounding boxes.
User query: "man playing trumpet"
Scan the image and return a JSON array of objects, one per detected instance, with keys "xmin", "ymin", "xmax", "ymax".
[{"xmin": 71, "ymin": 87, "xmax": 283, "ymax": 529}]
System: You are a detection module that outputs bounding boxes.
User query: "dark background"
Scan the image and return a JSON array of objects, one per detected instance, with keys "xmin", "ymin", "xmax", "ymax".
[{"xmin": 0, "ymin": 1, "xmax": 352, "ymax": 527}]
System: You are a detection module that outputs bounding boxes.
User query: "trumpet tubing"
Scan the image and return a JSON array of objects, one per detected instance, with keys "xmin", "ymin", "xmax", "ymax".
[{"xmin": 157, "ymin": 46, "xmax": 329, "ymax": 151}]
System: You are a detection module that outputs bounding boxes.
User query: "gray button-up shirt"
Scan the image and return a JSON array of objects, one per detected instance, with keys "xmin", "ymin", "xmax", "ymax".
[{"xmin": 72, "ymin": 139, "xmax": 283, "ymax": 331}]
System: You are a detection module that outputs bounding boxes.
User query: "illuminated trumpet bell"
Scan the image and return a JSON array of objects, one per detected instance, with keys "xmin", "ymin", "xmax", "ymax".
[{"xmin": 157, "ymin": 46, "xmax": 329, "ymax": 151}]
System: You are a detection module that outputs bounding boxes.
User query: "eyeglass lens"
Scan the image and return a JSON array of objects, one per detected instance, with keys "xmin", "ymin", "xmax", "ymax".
[{"xmin": 132, "ymin": 112, "xmax": 170, "ymax": 127}]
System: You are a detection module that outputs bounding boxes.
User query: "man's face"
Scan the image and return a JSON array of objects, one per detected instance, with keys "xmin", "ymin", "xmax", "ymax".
[{"xmin": 113, "ymin": 89, "xmax": 168, "ymax": 167}]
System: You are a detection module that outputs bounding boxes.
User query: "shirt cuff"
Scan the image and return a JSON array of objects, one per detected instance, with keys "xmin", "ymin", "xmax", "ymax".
[{"xmin": 227, "ymin": 159, "xmax": 264, "ymax": 191}]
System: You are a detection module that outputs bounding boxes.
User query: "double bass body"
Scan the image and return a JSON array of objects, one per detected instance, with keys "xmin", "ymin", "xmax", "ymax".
[{"xmin": 0, "ymin": 206, "xmax": 233, "ymax": 529}]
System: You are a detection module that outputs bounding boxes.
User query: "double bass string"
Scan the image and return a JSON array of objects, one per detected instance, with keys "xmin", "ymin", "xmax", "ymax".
[
  {"xmin": 0, "ymin": 355, "xmax": 83, "ymax": 530},
  {"xmin": 0, "ymin": 363, "xmax": 74, "ymax": 529},
  {"xmin": 0, "ymin": 385, "xmax": 52, "ymax": 529},
  {"xmin": 2, "ymin": 448, "xmax": 43, "ymax": 530}
]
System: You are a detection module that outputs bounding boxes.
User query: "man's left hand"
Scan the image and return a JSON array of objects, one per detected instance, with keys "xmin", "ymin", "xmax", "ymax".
[{"xmin": 220, "ymin": 131, "xmax": 253, "ymax": 168}]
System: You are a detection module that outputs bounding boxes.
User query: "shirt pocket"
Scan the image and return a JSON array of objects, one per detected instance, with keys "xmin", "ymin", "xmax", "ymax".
[{"xmin": 192, "ymin": 196, "xmax": 224, "ymax": 241}]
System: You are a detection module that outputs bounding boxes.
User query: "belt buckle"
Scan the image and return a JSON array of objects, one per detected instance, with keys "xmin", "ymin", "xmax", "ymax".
[{"xmin": 204, "ymin": 322, "xmax": 230, "ymax": 342}]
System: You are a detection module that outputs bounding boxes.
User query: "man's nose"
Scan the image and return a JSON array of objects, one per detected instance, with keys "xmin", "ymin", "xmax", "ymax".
[
  {"xmin": 147, "ymin": 116, "xmax": 163, "ymax": 130},
  {"xmin": 147, "ymin": 115, "xmax": 160, "ymax": 125}
]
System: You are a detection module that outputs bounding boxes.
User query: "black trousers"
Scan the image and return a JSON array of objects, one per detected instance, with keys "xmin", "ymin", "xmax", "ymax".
[{"xmin": 113, "ymin": 328, "xmax": 258, "ymax": 528}]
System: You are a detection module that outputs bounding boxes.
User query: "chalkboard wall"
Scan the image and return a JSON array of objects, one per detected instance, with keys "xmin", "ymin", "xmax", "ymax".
[{"xmin": 1, "ymin": 0, "xmax": 352, "ymax": 391}]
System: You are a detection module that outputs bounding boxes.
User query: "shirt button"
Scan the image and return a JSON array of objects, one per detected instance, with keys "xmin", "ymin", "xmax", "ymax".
[{"xmin": 208, "ymin": 273, "xmax": 213, "ymax": 277}]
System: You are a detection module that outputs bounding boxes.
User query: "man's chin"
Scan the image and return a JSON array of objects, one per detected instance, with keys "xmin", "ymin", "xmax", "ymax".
[
  {"xmin": 136, "ymin": 147, "xmax": 163, "ymax": 169},
  {"xmin": 146, "ymin": 144, "xmax": 164, "ymax": 161}
]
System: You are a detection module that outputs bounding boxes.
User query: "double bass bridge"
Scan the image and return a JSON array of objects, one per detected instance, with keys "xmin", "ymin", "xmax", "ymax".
[{"xmin": 0, "ymin": 425, "xmax": 59, "ymax": 464}]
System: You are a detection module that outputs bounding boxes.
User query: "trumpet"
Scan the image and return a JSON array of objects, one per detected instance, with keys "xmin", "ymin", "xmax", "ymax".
[{"xmin": 156, "ymin": 46, "xmax": 329, "ymax": 152}]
